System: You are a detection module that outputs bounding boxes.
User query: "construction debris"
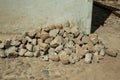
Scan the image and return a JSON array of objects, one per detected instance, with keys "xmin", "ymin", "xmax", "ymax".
[{"xmin": 0, "ymin": 24, "xmax": 117, "ymax": 64}]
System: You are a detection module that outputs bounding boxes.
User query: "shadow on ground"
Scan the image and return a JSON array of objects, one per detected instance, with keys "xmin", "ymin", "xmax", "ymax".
[{"xmin": 91, "ymin": 5, "xmax": 111, "ymax": 33}]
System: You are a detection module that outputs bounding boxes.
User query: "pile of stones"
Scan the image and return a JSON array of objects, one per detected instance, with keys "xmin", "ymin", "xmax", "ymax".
[{"xmin": 0, "ymin": 23, "xmax": 117, "ymax": 64}]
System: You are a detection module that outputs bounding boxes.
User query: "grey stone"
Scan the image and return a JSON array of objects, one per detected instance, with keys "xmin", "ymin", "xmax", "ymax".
[
  {"xmin": 85, "ymin": 53, "xmax": 93, "ymax": 64},
  {"xmin": 19, "ymin": 48, "xmax": 27, "ymax": 56},
  {"xmin": 5, "ymin": 47, "xmax": 18, "ymax": 57},
  {"xmin": 40, "ymin": 30, "xmax": 49, "ymax": 40},
  {"xmin": 0, "ymin": 42, "xmax": 4, "ymax": 49},
  {"xmin": 38, "ymin": 42, "xmax": 48, "ymax": 51},
  {"xmin": 4, "ymin": 39, "xmax": 11, "ymax": 49},
  {"xmin": 26, "ymin": 43, "xmax": 33, "ymax": 51},
  {"xmin": 44, "ymin": 38, "xmax": 53, "ymax": 44},
  {"xmin": 59, "ymin": 51, "xmax": 70, "ymax": 64},
  {"xmin": 26, "ymin": 36, "xmax": 32, "ymax": 43},
  {"xmin": 24, "ymin": 51, "xmax": 34, "ymax": 57},
  {"xmin": 33, "ymin": 45, "xmax": 40, "ymax": 52},
  {"xmin": 41, "ymin": 55, "xmax": 49, "ymax": 61},
  {"xmin": 55, "ymin": 45, "xmax": 63, "ymax": 53},
  {"xmin": 0, "ymin": 49, "xmax": 6, "ymax": 58},
  {"xmin": 49, "ymin": 29, "xmax": 59, "ymax": 37},
  {"xmin": 32, "ymin": 39, "xmax": 37, "ymax": 45},
  {"xmin": 11, "ymin": 40, "xmax": 21, "ymax": 47},
  {"xmin": 105, "ymin": 48, "xmax": 118, "ymax": 57},
  {"xmin": 33, "ymin": 50, "xmax": 40, "ymax": 57},
  {"xmin": 99, "ymin": 49, "xmax": 105, "ymax": 56},
  {"xmin": 50, "ymin": 35, "xmax": 63, "ymax": 48}
]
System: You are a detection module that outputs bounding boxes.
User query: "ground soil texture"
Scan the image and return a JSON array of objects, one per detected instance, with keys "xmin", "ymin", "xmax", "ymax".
[{"xmin": 0, "ymin": 5, "xmax": 120, "ymax": 80}]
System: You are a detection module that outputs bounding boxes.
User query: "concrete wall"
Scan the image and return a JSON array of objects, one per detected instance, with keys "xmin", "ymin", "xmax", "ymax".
[{"xmin": 0, "ymin": 0, "xmax": 93, "ymax": 34}]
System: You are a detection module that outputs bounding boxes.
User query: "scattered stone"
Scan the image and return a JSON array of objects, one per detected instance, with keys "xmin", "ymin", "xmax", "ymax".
[
  {"xmin": 93, "ymin": 44, "xmax": 105, "ymax": 52},
  {"xmin": 11, "ymin": 40, "xmax": 21, "ymax": 47},
  {"xmin": 19, "ymin": 48, "xmax": 27, "ymax": 56},
  {"xmin": 32, "ymin": 39, "xmax": 37, "ymax": 45},
  {"xmin": 87, "ymin": 41, "xmax": 94, "ymax": 52},
  {"xmin": 89, "ymin": 33, "xmax": 98, "ymax": 44},
  {"xmin": 4, "ymin": 39, "xmax": 11, "ymax": 49},
  {"xmin": 0, "ymin": 49, "xmax": 6, "ymax": 58},
  {"xmin": 84, "ymin": 53, "xmax": 93, "ymax": 64},
  {"xmin": 27, "ymin": 30, "xmax": 36, "ymax": 38},
  {"xmin": 76, "ymin": 44, "xmax": 86, "ymax": 58},
  {"xmin": 24, "ymin": 51, "xmax": 33, "ymax": 57},
  {"xmin": 55, "ymin": 23, "xmax": 63, "ymax": 29},
  {"xmin": 49, "ymin": 29, "xmax": 59, "ymax": 37},
  {"xmin": 41, "ymin": 55, "xmax": 49, "ymax": 61},
  {"xmin": 82, "ymin": 36, "xmax": 90, "ymax": 43},
  {"xmin": 74, "ymin": 35, "xmax": 82, "ymax": 44},
  {"xmin": 59, "ymin": 51, "xmax": 70, "ymax": 64},
  {"xmin": 33, "ymin": 45, "xmax": 40, "ymax": 52},
  {"xmin": 44, "ymin": 25, "xmax": 56, "ymax": 32},
  {"xmin": 105, "ymin": 48, "xmax": 117, "ymax": 57},
  {"xmin": 38, "ymin": 42, "xmax": 48, "ymax": 51},
  {"xmin": 64, "ymin": 48, "xmax": 72, "ymax": 55},
  {"xmin": 71, "ymin": 27, "xmax": 80, "ymax": 37},
  {"xmin": 40, "ymin": 30, "xmax": 49, "ymax": 40},
  {"xmin": 49, "ymin": 52, "xmax": 60, "ymax": 62},
  {"xmin": 50, "ymin": 35, "xmax": 63, "ymax": 48},
  {"xmin": 44, "ymin": 38, "xmax": 53, "ymax": 44},
  {"xmin": 22, "ymin": 38, "xmax": 27, "ymax": 44},
  {"xmin": 99, "ymin": 49, "xmax": 105, "ymax": 56},
  {"xmin": 5, "ymin": 47, "xmax": 18, "ymax": 57},
  {"xmin": 26, "ymin": 43, "xmax": 33, "ymax": 51},
  {"xmin": 26, "ymin": 36, "xmax": 32, "ymax": 43},
  {"xmin": 33, "ymin": 50, "xmax": 40, "ymax": 57},
  {"xmin": 55, "ymin": 45, "xmax": 63, "ymax": 53},
  {"xmin": 0, "ymin": 42, "xmax": 4, "ymax": 49}
]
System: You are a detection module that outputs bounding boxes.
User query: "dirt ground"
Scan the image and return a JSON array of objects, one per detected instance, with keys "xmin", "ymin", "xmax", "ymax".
[{"xmin": 0, "ymin": 5, "xmax": 120, "ymax": 80}]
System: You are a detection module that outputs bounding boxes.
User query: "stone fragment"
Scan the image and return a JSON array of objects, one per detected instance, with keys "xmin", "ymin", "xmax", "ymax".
[
  {"xmin": 93, "ymin": 44, "xmax": 104, "ymax": 52},
  {"xmin": 55, "ymin": 23, "xmax": 63, "ymax": 29},
  {"xmin": 33, "ymin": 45, "xmax": 40, "ymax": 52},
  {"xmin": 59, "ymin": 29, "xmax": 64, "ymax": 36},
  {"xmin": 50, "ymin": 35, "xmax": 63, "ymax": 48},
  {"xmin": 40, "ymin": 30, "xmax": 49, "ymax": 40},
  {"xmin": 71, "ymin": 27, "xmax": 80, "ymax": 37},
  {"xmin": 32, "ymin": 39, "xmax": 37, "ymax": 45},
  {"xmin": 89, "ymin": 33, "xmax": 98, "ymax": 44},
  {"xmin": 74, "ymin": 35, "xmax": 82, "ymax": 44},
  {"xmin": 0, "ymin": 49, "xmax": 6, "ymax": 58},
  {"xmin": 59, "ymin": 51, "xmax": 70, "ymax": 64},
  {"xmin": 49, "ymin": 29, "xmax": 59, "ymax": 37},
  {"xmin": 48, "ymin": 48, "xmax": 55, "ymax": 53},
  {"xmin": 38, "ymin": 42, "xmax": 48, "ymax": 51},
  {"xmin": 44, "ymin": 38, "xmax": 53, "ymax": 44},
  {"xmin": 22, "ymin": 38, "xmax": 27, "ymax": 44},
  {"xmin": 4, "ymin": 39, "xmax": 11, "ymax": 49},
  {"xmin": 69, "ymin": 56, "xmax": 75, "ymax": 64},
  {"xmin": 33, "ymin": 51, "xmax": 40, "ymax": 57},
  {"xmin": 87, "ymin": 41, "xmax": 94, "ymax": 52},
  {"xmin": 26, "ymin": 36, "xmax": 32, "ymax": 43},
  {"xmin": 19, "ymin": 44, "xmax": 26, "ymax": 49},
  {"xmin": 63, "ymin": 27, "xmax": 71, "ymax": 33},
  {"xmin": 82, "ymin": 36, "xmax": 90, "ymax": 43},
  {"xmin": 105, "ymin": 48, "xmax": 117, "ymax": 57},
  {"xmin": 64, "ymin": 48, "xmax": 72, "ymax": 55},
  {"xmin": 26, "ymin": 43, "xmax": 33, "ymax": 51},
  {"xmin": 24, "ymin": 51, "xmax": 33, "ymax": 57},
  {"xmin": 43, "ymin": 25, "xmax": 56, "ymax": 32},
  {"xmin": 27, "ymin": 30, "xmax": 36, "ymax": 38},
  {"xmin": 0, "ymin": 42, "xmax": 4, "ymax": 49},
  {"xmin": 19, "ymin": 48, "xmax": 27, "ymax": 56},
  {"xmin": 84, "ymin": 53, "xmax": 93, "ymax": 64},
  {"xmin": 71, "ymin": 53, "xmax": 80, "ymax": 62},
  {"xmin": 93, "ymin": 51, "xmax": 99, "ymax": 63},
  {"xmin": 55, "ymin": 45, "xmax": 63, "ymax": 53},
  {"xmin": 11, "ymin": 40, "xmax": 21, "ymax": 47},
  {"xmin": 49, "ymin": 52, "xmax": 60, "ymax": 62},
  {"xmin": 99, "ymin": 49, "xmax": 105, "ymax": 56},
  {"xmin": 76, "ymin": 44, "xmax": 86, "ymax": 58},
  {"xmin": 5, "ymin": 47, "xmax": 18, "ymax": 57},
  {"xmin": 35, "ymin": 32, "xmax": 41, "ymax": 38},
  {"xmin": 65, "ymin": 41, "xmax": 74, "ymax": 49},
  {"xmin": 41, "ymin": 55, "xmax": 49, "ymax": 61}
]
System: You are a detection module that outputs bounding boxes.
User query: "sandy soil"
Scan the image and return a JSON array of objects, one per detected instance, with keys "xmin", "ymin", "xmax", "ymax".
[{"xmin": 0, "ymin": 5, "xmax": 120, "ymax": 80}]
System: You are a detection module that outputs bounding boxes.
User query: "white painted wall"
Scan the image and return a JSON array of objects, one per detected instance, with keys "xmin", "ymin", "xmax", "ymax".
[{"xmin": 0, "ymin": 0, "xmax": 93, "ymax": 34}]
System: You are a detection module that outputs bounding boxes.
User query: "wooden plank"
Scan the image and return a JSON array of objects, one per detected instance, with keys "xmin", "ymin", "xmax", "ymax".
[{"xmin": 94, "ymin": 1, "xmax": 120, "ymax": 18}]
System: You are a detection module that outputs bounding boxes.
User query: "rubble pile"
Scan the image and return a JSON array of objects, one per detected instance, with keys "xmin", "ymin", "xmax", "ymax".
[{"xmin": 0, "ymin": 24, "xmax": 117, "ymax": 64}]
